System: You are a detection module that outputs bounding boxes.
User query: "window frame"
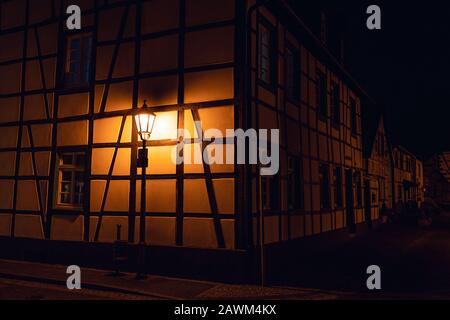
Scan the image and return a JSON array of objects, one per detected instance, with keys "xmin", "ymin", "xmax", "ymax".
[
  {"xmin": 55, "ymin": 151, "xmax": 86, "ymax": 210},
  {"xmin": 354, "ymin": 170, "xmax": 363, "ymax": 208},
  {"xmin": 62, "ymin": 32, "xmax": 94, "ymax": 89},
  {"xmin": 331, "ymin": 81, "xmax": 340, "ymax": 127},
  {"xmin": 257, "ymin": 16, "xmax": 277, "ymax": 90},
  {"xmin": 285, "ymin": 43, "xmax": 301, "ymax": 103}
]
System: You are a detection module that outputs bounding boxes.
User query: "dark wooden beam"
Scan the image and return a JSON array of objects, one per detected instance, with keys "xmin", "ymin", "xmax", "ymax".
[
  {"xmin": 93, "ymin": 115, "xmax": 127, "ymax": 242},
  {"xmin": 191, "ymin": 108, "xmax": 226, "ymax": 249}
]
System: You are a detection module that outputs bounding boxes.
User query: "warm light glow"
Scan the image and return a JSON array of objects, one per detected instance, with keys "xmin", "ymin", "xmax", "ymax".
[
  {"xmin": 150, "ymin": 111, "xmax": 178, "ymax": 141},
  {"xmin": 135, "ymin": 101, "xmax": 156, "ymax": 141}
]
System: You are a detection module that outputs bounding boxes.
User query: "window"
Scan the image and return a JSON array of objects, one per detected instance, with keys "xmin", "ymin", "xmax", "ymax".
[
  {"xmin": 56, "ymin": 152, "xmax": 86, "ymax": 208},
  {"xmin": 316, "ymin": 71, "xmax": 327, "ymax": 118},
  {"xmin": 350, "ymin": 98, "xmax": 357, "ymax": 135},
  {"xmin": 333, "ymin": 167, "xmax": 343, "ymax": 208},
  {"xmin": 261, "ymin": 176, "xmax": 279, "ymax": 212},
  {"xmin": 287, "ymin": 156, "xmax": 301, "ymax": 210},
  {"xmin": 319, "ymin": 164, "xmax": 330, "ymax": 209},
  {"xmin": 258, "ymin": 19, "xmax": 275, "ymax": 86},
  {"xmin": 354, "ymin": 171, "xmax": 362, "ymax": 208},
  {"xmin": 64, "ymin": 34, "xmax": 93, "ymax": 87},
  {"xmin": 285, "ymin": 45, "xmax": 300, "ymax": 102},
  {"xmin": 331, "ymin": 82, "xmax": 340, "ymax": 126}
]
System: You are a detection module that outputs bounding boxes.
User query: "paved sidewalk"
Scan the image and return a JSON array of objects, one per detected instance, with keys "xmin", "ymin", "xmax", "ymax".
[{"xmin": 0, "ymin": 259, "xmax": 342, "ymax": 300}]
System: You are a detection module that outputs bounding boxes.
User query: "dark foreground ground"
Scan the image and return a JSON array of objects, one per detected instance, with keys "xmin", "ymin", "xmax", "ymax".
[
  {"xmin": 269, "ymin": 212, "xmax": 450, "ymax": 298},
  {"xmin": 0, "ymin": 212, "xmax": 449, "ymax": 300}
]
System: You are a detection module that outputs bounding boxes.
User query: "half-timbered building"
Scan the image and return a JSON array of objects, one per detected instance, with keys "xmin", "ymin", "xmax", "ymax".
[
  {"xmin": 363, "ymin": 112, "xmax": 393, "ymax": 222},
  {"xmin": 392, "ymin": 146, "xmax": 423, "ymax": 209},
  {"xmin": 424, "ymin": 152, "xmax": 450, "ymax": 209},
  {"xmin": 0, "ymin": 0, "xmax": 374, "ymax": 281}
]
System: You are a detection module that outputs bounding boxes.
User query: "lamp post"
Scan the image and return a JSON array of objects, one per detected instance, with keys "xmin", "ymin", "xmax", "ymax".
[{"xmin": 134, "ymin": 100, "xmax": 156, "ymax": 279}]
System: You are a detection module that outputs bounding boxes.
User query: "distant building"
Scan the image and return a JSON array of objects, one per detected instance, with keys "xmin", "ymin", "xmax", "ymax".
[
  {"xmin": 424, "ymin": 152, "xmax": 450, "ymax": 208},
  {"xmin": 415, "ymin": 160, "xmax": 424, "ymax": 206},
  {"xmin": 392, "ymin": 146, "xmax": 423, "ymax": 208},
  {"xmin": 363, "ymin": 113, "xmax": 393, "ymax": 221}
]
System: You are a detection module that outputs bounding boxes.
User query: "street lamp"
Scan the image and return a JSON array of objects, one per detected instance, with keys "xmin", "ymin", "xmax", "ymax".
[
  {"xmin": 135, "ymin": 100, "xmax": 156, "ymax": 279},
  {"xmin": 135, "ymin": 100, "xmax": 157, "ymax": 143}
]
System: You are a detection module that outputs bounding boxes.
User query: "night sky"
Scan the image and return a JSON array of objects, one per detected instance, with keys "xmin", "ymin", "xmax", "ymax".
[{"xmin": 290, "ymin": 0, "xmax": 450, "ymax": 159}]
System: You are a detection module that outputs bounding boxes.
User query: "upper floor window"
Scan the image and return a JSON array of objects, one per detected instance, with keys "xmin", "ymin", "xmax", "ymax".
[
  {"xmin": 319, "ymin": 163, "xmax": 330, "ymax": 210},
  {"xmin": 316, "ymin": 71, "xmax": 327, "ymax": 119},
  {"xmin": 331, "ymin": 82, "xmax": 340, "ymax": 126},
  {"xmin": 56, "ymin": 152, "xmax": 86, "ymax": 209},
  {"xmin": 258, "ymin": 18, "xmax": 276, "ymax": 87},
  {"xmin": 350, "ymin": 98, "xmax": 358, "ymax": 135},
  {"xmin": 64, "ymin": 33, "xmax": 93, "ymax": 87},
  {"xmin": 285, "ymin": 45, "xmax": 300, "ymax": 102}
]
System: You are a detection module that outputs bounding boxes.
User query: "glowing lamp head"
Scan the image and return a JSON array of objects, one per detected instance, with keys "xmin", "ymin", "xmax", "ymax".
[{"xmin": 135, "ymin": 100, "xmax": 156, "ymax": 141}]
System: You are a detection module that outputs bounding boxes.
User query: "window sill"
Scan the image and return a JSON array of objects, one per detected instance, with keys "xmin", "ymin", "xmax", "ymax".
[{"xmin": 54, "ymin": 205, "xmax": 84, "ymax": 212}]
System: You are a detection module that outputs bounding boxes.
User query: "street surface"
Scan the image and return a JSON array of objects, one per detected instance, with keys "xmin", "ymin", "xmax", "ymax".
[
  {"xmin": 272, "ymin": 212, "xmax": 450, "ymax": 298},
  {"xmin": 0, "ymin": 277, "xmax": 153, "ymax": 300},
  {"xmin": 0, "ymin": 212, "xmax": 449, "ymax": 300}
]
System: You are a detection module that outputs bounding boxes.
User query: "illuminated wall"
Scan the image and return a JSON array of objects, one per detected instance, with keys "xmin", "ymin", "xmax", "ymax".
[
  {"xmin": 0, "ymin": 0, "xmax": 238, "ymax": 249},
  {"xmin": 0, "ymin": 0, "xmax": 382, "ymax": 252}
]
